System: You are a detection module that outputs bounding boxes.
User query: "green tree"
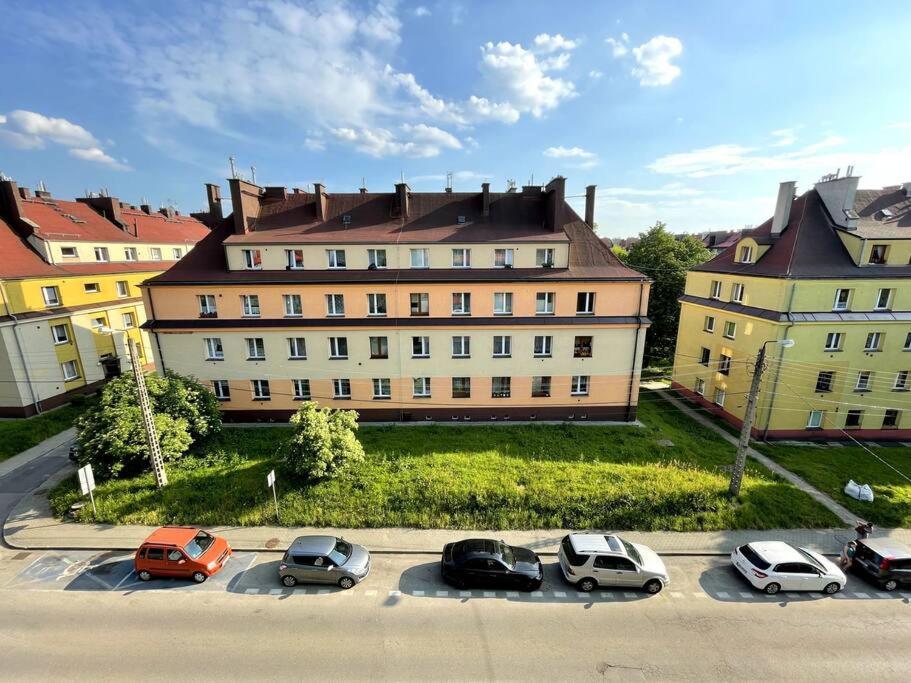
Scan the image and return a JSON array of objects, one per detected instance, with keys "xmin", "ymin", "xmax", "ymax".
[
  {"xmin": 611, "ymin": 244, "xmax": 629, "ymax": 262},
  {"xmin": 626, "ymin": 222, "xmax": 712, "ymax": 365},
  {"xmin": 284, "ymin": 402, "xmax": 365, "ymax": 480}
]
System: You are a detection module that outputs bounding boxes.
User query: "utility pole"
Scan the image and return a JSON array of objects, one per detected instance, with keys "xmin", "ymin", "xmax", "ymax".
[{"xmin": 127, "ymin": 336, "xmax": 168, "ymax": 488}]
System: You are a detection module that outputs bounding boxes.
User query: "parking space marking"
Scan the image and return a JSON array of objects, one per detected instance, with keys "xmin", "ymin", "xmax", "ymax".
[
  {"xmin": 623, "ymin": 592, "xmax": 637, "ymax": 599},
  {"xmin": 459, "ymin": 591, "xmax": 471, "ymax": 598},
  {"xmin": 716, "ymin": 591, "xmax": 730, "ymax": 598},
  {"xmin": 245, "ymin": 588, "xmax": 258, "ymax": 595},
  {"xmin": 269, "ymin": 589, "xmax": 282, "ymax": 595},
  {"xmin": 411, "ymin": 590, "xmax": 425, "ymax": 597},
  {"xmin": 900, "ymin": 593, "xmax": 911, "ymax": 599},
  {"xmin": 832, "ymin": 592, "xmax": 846, "ymax": 599},
  {"xmin": 317, "ymin": 589, "xmax": 330, "ymax": 595},
  {"xmin": 483, "ymin": 591, "xmax": 496, "ymax": 598},
  {"xmin": 785, "ymin": 593, "xmax": 800, "ymax": 599},
  {"xmin": 739, "ymin": 592, "xmax": 754, "ymax": 599},
  {"xmin": 854, "ymin": 592, "xmax": 870, "ymax": 599},
  {"xmin": 575, "ymin": 592, "xmax": 588, "ymax": 599},
  {"xmin": 530, "ymin": 591, "xmax": 543, "ymax": 598},
  {"xmin": 436, "ymin": 590, "xmax": 449, "ymax": 597},
  {"xmin": 507, "ymin": 591, "xmax": 520, "ymax": 598},
  {"xmin": 875, "ymin": 592, "xmax": 892, "ymax": 599},
  {"xmin": 388, "ymin": 590, "xmax": 401, "ymax": 597},
  {"xmin": 553, "ymin": 591, "xmax": 567, "ymax": 598}
]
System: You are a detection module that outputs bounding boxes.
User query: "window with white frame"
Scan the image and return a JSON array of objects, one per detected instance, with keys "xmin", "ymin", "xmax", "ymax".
[
  {"xmin": 116, "ymin": 280, "xmax": 129, "ymax": 297},
  {"xmin": 532, "ymin": 376, "xmax": 551, "ymax": 398},
  {"xmin": 283, "ymin": 294, "xmax": 303, "ymax": 317},
  {"xmin": 710, "ymin": 280, "xmax": 722, "ymax": 299},
  {"xmin": 326, "ymin": 294, "xmax": 345, "ymax": 316},
  {"xmin": 329, "ymin": 337, "xmax": 348, "ymax": 359},
  {"xmin": 883, "ymin": 409, "xmax": 900, "ymax": 428},
  {"xmin": 494, "ymin": 248, "xmax": 514, "ymax": 267},
  {"xmin": 212, "ymin": 380, "xmax": 230, "ymax": 400},
  {"xmin": 288, "ymin": 337, "xmax": 307, "ymax": 359},
  {"xmin": 824, "ymin": 332, "xmax": 843, "ymax": 351},
  {"xmin": 122, "ymin": 312, "xmax": 135, "ymax": 328},
  {"xmin": 172, "ymin": 247, "xmax": 182, "ymax": 259},
  {"xmin": 695, "ymin": 378, "xmax": 705, "ymax": 395},
  {"xmin": 94, "ymin": 247, "xmax": 109, "ymax": 262},
  {"xmin": 327, "ymin": 249, "xmax": 346, "ymax": 268},
  {"xmin": 573, "ymin": 336, "xmax": 593, "ymax": 358},
  {"xmin": 713, "ymin": 388, "xmax": 726, "ymax": 407},
  {"xmin": 370, "ymin": 336, "xmax": 389, "ymax": 359},
  {"xmin": 242, "ymin": 249, "xmax": 262, "ymax": 269},
  {"xmin": 452, "ymin": 248, "xmax": 471, "ymax": 268},
  {"xmin": 865, "ymin": 332, "xmax": 882, "ymax": 351},
  {"xmin": 333, "ymin": 378, "xmax": 351, "ymax": 399},
  {"xmin": 84, "ymin": 282, "xmax": 100, "ymax": 293},
  {"xmin": 875, "ymin": 288, "xmax": 893, "ymax": 311},
  {"xmin": 61, "ymin": 246, "xmax": 77, "ymax": 258},
  {"xmin": 410, "ymin": 292, "xmax": 429, "ymax": 316},
  {"xmin": 704, "ymin": 315, "xmax": 715, "ymax": 333},
  {"xmin": 700, "ymin": 347, "xmax": 711, "ymax": 366},
  {"xmin": 251, "ymin": 379, "xmax": 271, "ymax": 400},
  {"xmin": 536, "ymin": 248, "xmax": 555, "ymax": 267},
  {"xmin": 738, "ymin": 245, "xmax": 753, "ymax": 263},
  {"xmin": 150, "ymin": 247, "xmax": 162, "ymax": 261},
  {"xmin": 723, "ymin": 321, "xmax": 736, "ymax": 339},
  {"xmin": 833, "ymin": 288, "xmax": 851, "ymax": 311},
  {"xmin": 533, "ymin": 335, "xmax": 553, "ymax": 357},
  {"xmin": 204, "ymin": 338, "xmax": 224, "ymax": 360},
  {"xmin": 451, "ymin": 377, "xmax": 471, "ymax": 398},
  {"xmin": 493, "ymin": 335, "xmax": 512, "ymax": 357},
  {"xmin": 731, "ymin": 283, "xmax": 744, "ymax": 303},
  {"xmin": 571, "ymin": 375, "xmax": 590, "ymax": 396},
  {"xmin": 536, "ymin": 292, "xmax": 555, "ymax": 315},
  {"xmin": 198, "ymin": 294, "xmax": 217, "ymax": 316},
  {"xmin": 410, "ymin": 248, "xmax": 429, "ymax": 268},
  {"xmin": 292, "ymin": 379, "xmax": 311, "ymax": 400},
  {"xmin": 493, "ymin": 292, "xmax": 513, "ymax": 315},
  {"xmin": 412, "ymin": 336, "xmax": 430, "ymax": 358},
  {"xmin": 61, "ymin": 360, "xmax": 79, "ymax": 381},
  {"xmin": 869, "ymin": 244, "xmax": 888, "ymax": 264},
  {"xmin": 452, "ymin": 335, "xmax": 470, "ymax": 357},
  {"xmin": 367, "ymin": 293, "xmax": 387, "ymax": 316},
  {"xmin": 576, "ymin": 292, "xmax": 595, "ymax": 315},
  {"xmin": 807, "ymin": 410, "xmax": 823, "ymax": 429},
  {"xmin": 893, "ymin": 370, "xmax": 909, "ymax": 391},
  {"xmin": 855, "ymin": 371, "xmax": 872, "ymax": 391},
  {"xmin": 246, "ymin": 337, "xmax": 266, "ymax": 360},
  {"xmin": 124, "ymin": 247, "xmax": 138, "ymax": 261},
  {"xmin": 719, "ymin": 354, "xmax": 732, "ymax": 376},
  {"xmin": 42, "ymin": 286, "xmax": 61, "ymax": 307},
  {"xmin": 367, "ymin": 249, "xmax": 387, "ymax": 269},
  {"xmin": 451, "ymin": 292, "xmax": 471, "ymax": 315},
  {"xmin": 413, "ymin": 377, "xmax": 431, "ymax": 397},
  {"xmin": 492, "ymin": 376, "xmax": 511, "ymax": 398},
  {"xmin": 372, "ymin": 378, "xmax": 391, "ymax": 399},
  {"xmin": 286, "ymin": 249, "xmax": 304, "ymax": 269},
  {"xmin": 51, "ymin": 324, "xmax": 69, "ymax": 344},
  {"xmin": 241, "ymin": 294, "xmax": 260, "ymax": 317}
]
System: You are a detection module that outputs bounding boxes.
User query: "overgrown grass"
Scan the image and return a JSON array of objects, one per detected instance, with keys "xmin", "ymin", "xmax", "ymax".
[
  {"xmin": 758, "ymin": 442, "xmax": 911, "ymax": 527},
  {"xmin": 49, "ymin": 399, "xmax": 842, "ymax": 530},
  {"xmin": 0, "ymin": 397, "xmax": 94, "ymax": 462}
]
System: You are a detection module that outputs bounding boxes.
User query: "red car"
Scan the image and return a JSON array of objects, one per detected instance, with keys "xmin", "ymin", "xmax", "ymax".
[{"xmin": 134, "ymin": 527, "xmax": 231, "ymax": 583}]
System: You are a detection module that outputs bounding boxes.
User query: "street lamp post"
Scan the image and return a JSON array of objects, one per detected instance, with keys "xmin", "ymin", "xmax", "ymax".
[{"xmin": 728, "ymin": 338, "xmax": 795, "ymax": 497}]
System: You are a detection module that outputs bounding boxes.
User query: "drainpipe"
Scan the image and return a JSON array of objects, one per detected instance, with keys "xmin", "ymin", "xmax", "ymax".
[
  {"xmin": 761, "ymin": 280, "xmax": 796, "ymax": 439},
  {"xmin": 0, "ymin": 280, "xmax": 41, "ymax": 414},
  {"xmin": 626, "ymin": 280, "xmax": 646, "ymax": 421}
]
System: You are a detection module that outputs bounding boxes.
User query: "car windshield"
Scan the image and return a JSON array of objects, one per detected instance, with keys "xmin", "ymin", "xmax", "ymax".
[
  {"xmin": 739, "ymin": 544, "xmax": 771, "ymax": 570},
  {"xmin": 328, "ymin": 539, "xmax": 352, "ymax": 566},
  {"xmin": 561, "ymin": 536, "xmax": 587, "ymax": 567},
  {"xmin": 621, "ymin": 540, "xmax": 642, "ymax": 565},
  {"xmin": 183, "ymin": 531, "xmax": 214, "ymax": 559},
  {"xmin": 796, "ymin": 547, "xmax": 825, "ymax": 571},
  {"xmin": 497, "ymin": 542, "xmax": 515, "ymax": 568}
]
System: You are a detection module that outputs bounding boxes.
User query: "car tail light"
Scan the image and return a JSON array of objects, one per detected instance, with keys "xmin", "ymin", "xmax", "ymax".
[
  {"xmin": 279, "ymin": 563, "xmax": 287, "ymax": 571},
  {"xmin": 751, "ymin": 569, "xmax": 767, "ymax": 579},
  {"xmin": 880, "ymin": 558, "xmax": 891, "ymax": 570}
]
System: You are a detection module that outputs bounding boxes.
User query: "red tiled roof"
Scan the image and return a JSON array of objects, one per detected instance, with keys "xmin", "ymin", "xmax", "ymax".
[{"xmin": 120, "ymin": 208, "xmax": 210, "ymax": 244}]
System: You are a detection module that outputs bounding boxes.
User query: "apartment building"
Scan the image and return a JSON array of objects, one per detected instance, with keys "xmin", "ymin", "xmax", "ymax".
[
  {"xmin": 0, "ymin": 177, "xmax": 209, "ymax": 416},
  {"xmin": 142, "ymin": 177, "xmax": 651, "ymax": 422},
  {"xmin": 672, "ymin": 172, "xmax": 911, "ymax": 440}
]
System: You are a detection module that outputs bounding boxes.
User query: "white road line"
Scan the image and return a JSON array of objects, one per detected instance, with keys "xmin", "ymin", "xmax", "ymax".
[
  {"xmin": 599, "ymin": 592, "xmax": 612, "ymax": 599},
  {"xmin": 412, "ymin": 590, "xmax": 425, "ymax": 597},
  {"xmin": 364, "ymin": 589, "xmax": 377, "ymax": 597},
  {"xmin": 459, "ymin": 591, "xmax": 472, "ymax": 598},
  {"xmin": 853, "ymin": 592, "xmax": 870, "ymax": 599},
  {"xmin": 716, "ymin": 591, "xmax": 730, "ymax": 598},
  {"xmin": 388, "ymin": 590, "xmax": 401, "ymax": 597},
  {"xmin": 506, "ymin": 591, "xmax": 520, "ymax": 598},
  {"xmin": 575, "ymin": 592, "xmax": 589, "ymax": 599},
  {"xmin": 317, "ymin": 589, "xmax": 330, "ymax": 595},
  {"xmin": 899, "ymin": 593, "xmax": 911, "ymax": 599},
  {"xmin": 739, "ymin": 592, "xmax": 754, "ymax": 599},
  {"xmin": 483, "ymin": 591, "xmax": 496, "ymax": 598},
  {"xmin": 553, "ymin": 591, "xmax": 567, "ymax": 598},
  {"xmin": 113, "ymin": 571, "xmax": 136, "ymax": 591},
  {"xmin": 269, "ymin": 588, "xmax": 282, "ymax": 595},
  {"xmin": 530, "ymin": 591, "xmax": 543, "ymax": 598},
  {"xmin": 785, "ymin": 593, "xmax": 800, "ymax": 599},
  {"xmin": 875, "ymin": 592, "xmax": 891, "ymax": 599},
  {"xmin": 244, "ymin": 588, "xmax": 258, "ymax": 595},
  {"xmin": 832, "ymin": 592, "xmax": 846, "ymax": 599},
  {"xmin": 436, "ymin": 590, "xmax": 449, "ymax": 597},
  {"xmin": 623, "ymin": 592, "xmax": 636, "ymax": 599}
]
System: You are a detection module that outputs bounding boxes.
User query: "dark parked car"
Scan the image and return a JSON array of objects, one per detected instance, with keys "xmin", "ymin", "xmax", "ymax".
[
  {"xmin": 851, "ymin": 538, "xmax": 911, "ymax": 591},
  {"xmin": 441, "ymin": 538, "xmax": 543, "ymax": 591}
]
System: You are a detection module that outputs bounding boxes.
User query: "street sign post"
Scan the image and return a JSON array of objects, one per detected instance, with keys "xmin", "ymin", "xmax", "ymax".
[
  {"xmin": 78, "ymin": 464, "xmax": 97, "ymax": 517},
  {"xmin": 266, "ymin": 469, "xmax": 280, "ymax": 523}
]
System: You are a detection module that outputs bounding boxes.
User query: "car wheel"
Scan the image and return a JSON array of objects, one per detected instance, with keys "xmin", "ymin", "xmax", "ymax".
[
  {"xmin": 281, "ymin": 575, "xmax": 297, "ymax": 588},
  {"xmin": 643, "ymin": 579, "xmax": 663, "ymax": 594},
  {"xmin": 338, "ymin": 576, "xmax": 355, "ymax": 590},
  {"xmin": 883, "ymin": 579, "xmax": 899, "ymax": 592},
  {"xmin": 192, "ymin": 571, "xmax": 208, "ymax": 584},
  {"xmin": 577, "ymin": 578, "xmax": 597, "ymax": 592},
  {"xmin": 823, "ymin": 582, "xmax": 841, "ymax": 594},
  {"xmin": 764, "ymin": 582, "xmax": 781, "ymax": 595},
  {"xmin": 138, "ymin": 570, "xmax": 152, "ymax": 582}
]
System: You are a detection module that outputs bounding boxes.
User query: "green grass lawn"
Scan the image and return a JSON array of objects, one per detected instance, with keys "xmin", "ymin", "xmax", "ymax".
[
  {"xmin": 758, "ymin": 442, "xmax": 911, "ymax": 528},
  {"xmin": 0, "ymin": 399, "xmax": 93, "ymax": 462},
  {"xmin": 49, "ymin": 397, "xmax": 842, "ymax": 530}
]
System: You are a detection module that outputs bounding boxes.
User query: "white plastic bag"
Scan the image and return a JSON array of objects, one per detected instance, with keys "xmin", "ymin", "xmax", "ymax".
[{"xmin": 844, "ymin": 479, "xmax": 874, "ymax": 502}]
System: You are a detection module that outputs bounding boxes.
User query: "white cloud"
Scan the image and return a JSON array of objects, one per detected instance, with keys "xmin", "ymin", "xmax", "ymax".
[
  {"xmin": 543, "ymin": 145, "xmax": 598, "ymax": 169},
  {"xmin": 589, "ymin": 69, "xmax": 603, "ymax": 80},
  {"xmin": 411, "ymin": 170, "xmax": 490, "ymax": 183},
  {"xmin": 540, "ymin": 52, "xmax": 571, "ymax": 72},
  {"xmin": 385, "ymin": 66, "xmax": 466, "ymax": 124},
  {"xmin": 0, "ymin": 114, "xmax": 6, "ymax": 124},
  {"xmin": 631, "ymin": 35, "xmax": 683, "ymax": 86},
  {"xmin": 304, "ymin": 137, "xmax": 326, "ymax": 152},
  {"xmin": 466, "ymin": 96, "xmax": 520, "ymax": 124},
  {"xmin": 68, "ymin": 147, "xmax": 132, "ymax": 170},
  {"xmin": 330, "ymin": 123, "xmax": 461, "ymax": 158},
  {"xmin": 477, "ymin": 41, "xmax": 576, "ymax": 118},
  {"xmin": 359, "ymin": 2, "xmax": 402, "ymax": 44},
  {"xmin": 770, "ymin": 128, "xmax": 798, "ymax": 147},
  {"xmin": 533, "ymin": 33, "xmax": 578, "ymax": 53},
  {"xmin": 413, "ymin": 6, "xmax": 431, "ymax": 17},
  {"xmin": 606, "ymin": 35, "xmax": 629, "ymax": 57}
]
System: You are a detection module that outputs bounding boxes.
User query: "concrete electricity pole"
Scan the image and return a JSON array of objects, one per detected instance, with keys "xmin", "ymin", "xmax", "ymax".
[
  {"xmin": 728, "ymin": 339, "xmax": 794, "ymax": 497},
  {"xmin": 126, "ymin": 335, "xmax": 168, "ymax": 488}
]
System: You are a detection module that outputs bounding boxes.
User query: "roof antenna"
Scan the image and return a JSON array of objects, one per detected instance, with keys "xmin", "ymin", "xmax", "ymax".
[
  {"xmin": 250, "ymin": 165, "xmax": 257, "ymax": 185},
  {"xmin": 446, "ymin": 171, "xmax": 453, "ymax": 193},
  {"xmin": 38, "ymin": 179, "xmax": 48, "ymax": 193},
  {"xmin": 229, "ymin": 156, "xmax": 238, "ymax": 179},
  {"xmin": 400, "ymin": 170, "xmax": 405, "ymax": 184}
]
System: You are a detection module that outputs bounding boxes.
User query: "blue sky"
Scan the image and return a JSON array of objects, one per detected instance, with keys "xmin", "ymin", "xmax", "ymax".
[{"xmin": 1, "ymin": 0, "xmax": 909, "ymax": 238}]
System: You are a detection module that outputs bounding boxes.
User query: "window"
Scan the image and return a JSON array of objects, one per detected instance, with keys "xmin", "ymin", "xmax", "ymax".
[
  {"xmin": 283, "ymin": 294, "xmax": 303, "ymax": 317},
  {"xmin": 198, "ymin": 294, "xmax": 217, "ymax": 317},
  {"xmin": 452, "ymin": 292, "xmax": 471, "ymax": 315},
  {"xmin": 366, "ymin": 293, "xmax": 387, "ymax": 316},
  {"xmin": 327, "ymin": 249, "xmax": 346, "ymax": 268},
  {"xmin": 855, "ymin": 371, "xmax": 872, "ymax": 391},
  {"xmin": 704, "ymin": 316, "xmax": 716, "ymax": 333},
  {"xmin": 571, "ymin": 375, "xmax": 590, "ymax": 396},
  {"xmin": 452, "ymin": 336, "xmax": 470, "ymax": 357},
  {"xmin": 452, "ymin": 377, "xmax": 471, "ymax": 398},
  {"xmin": 824, "ymin": 332, "xmax": 843, "ymax": 351},
  {"xmin": 410, "ymin": 248, "xmax": 429, "ymax": 268},
  {"xmin": 122, "ymin": 312, "xmax": 135, "ymax": 329},
  {"xmin": 865, "ymin": 332, "xmax": 882, "ymax": 351},
  {"xmin": 738, "ymin": 245, "xmax": 753, "ymax": 263},
  {"xmin": 61, "ymin": 360, "xmax": 79, "ymax": 381},
  {"xmin": 116, "ymin": 280, "xmax": 129, "ymax": 297},
  {"xmin": 83, "ymin": 282, "xmax": 100, "ymax": 294},
  {"xmin": 148, "ymin": 247, "xmax": 161, "ymax": 261},
  {"xmin": 710, "ymin": 280, "xmax": 722, "ymax": 299},
  {"xmin": 573, "ymin": 336, "xmax": 593, "ymax": 358},
  {"xmin": 370, "ymin": 336, "xmax": 389, "ymax": 359},
  {"xmin": 492, "ymin": 336, "xmax": 512, "ymax": 357},
  {"xmin": 894, "ymin": 371, "xmax": 909, "ymax": 391},
  {"xmin": 333, "ymin": 379, "xmax": 351, "ymax": 399},
  {"xmin": 532, "ymin": 376, "xmax": 551, "ymax": 398},
  {"xmin": 806, "ymin": 410, "xmax": 823, "ymax": 429},
  {"xmin": 242, "ymin": 249, "xmax": 262, "ymax": 270},
  {"xmin": 492, "ymin": 376, "xmax": 511, "ymax": 398},
  {"xmin": 410, "ymin": 293, "xmax": 429, "ymax": 316},
  {"xmin": 718, "ymin": 354, "xmax": 732, "ymax": 376},
  {"xmin": 51, "ymin": 324, "xmax": 69, "ymax": 344},
  {"xmin": 723, "ymin": 321, "xmax": 736, "ymax": 339},
  {"xmin": 576, "ymin": 292, "xmax": 595, "ymax": 315},
  {"xmin": 246, "ymin": 337, "xmax": 266, "ymax": 360},
  {"xmin": 91, "ymin": 317, "xmax": 106, "ymax": 330},
  {"xmin": 292, "ymin": 379, "xmax": 311, "ymax": 400},
  {"xmin": 536, "ymin": 248, "xmax": 555, "ymax": 267},
  {"xmin": 94, "ymin": 247, "xmax": 109, "ymax": 262},
  {"xmin": 906, "ymin": 332, "xmax": 911, "ymax": 351},
  {"xmin": 815, "ymin": 371, "xmax": 834, "ymax": 392},
  {"xmin": 326, "ymin": 294, "xmax": 345, "ymax": 316},
  {"xmin": 372, "ymin": 378, "xmax": 391, "ymax": 400},
  {"xmin": 875, "ymin": 288, "xmax": 892, "ymax": 311},
  {"xmin": 412, "ymin": 336, "xmax": 430, "ymax": 358},
  {"xmin": 413, "ymin": 377, "xmax": 431, "ymax": 398},
  {"xmin": 286, "ymin": 249, "xmax": 304, "ymax": 269},
  {"xmin": 883, "ymin": 409, "xmax": 901, "ymax": 428},
  {"xmin": 367, "ymin": 249, "xmax": 387, "ymax": 269},
  {"xmin": 731, "ymin": 283, "xmax": 744, "ymax": 303},
  {"xmin": 251, "ymin": 379, "xmax": 271, "ymax": 400},
  {"xmin": 533, "ymin": 335, "xmax": 553, "ymax": 357},
  {"xmin": 699, "ymin": 347, "xmax": 710, "ymax": 366},
  {"xmin": 241, "ymin": 294, "xmax": 260, "ymax": 317},
  {"xmin": 833, "ymin": 288, "xmax": 851, "ymax": 311},
  {"xmin": 695, "ymin": 378, "xmax": 705, "ymax": 395},
  {"xmin": 493, "ymin": 292, "xmax": 513, "ymax": 315},
  {"xmin": 124, "ymin": 247, "xmax": 138, "ymax": 261},
  {"xmin": 329, "ymin": 337, "xmax": 348, "ymax": 359},
  {"xmin": 172, "ymin": 248, "xmax": 182, "ymax": 260},
  {"xmin": 288, "ymin": 337, "xmax": 307, "ymax": 359},
  {"xmin": 868, "ymin": 244, "xmax": 888, "ymax": 264},
  {"xmin": 42, "ymin": 286, "xmax": 61, "ymax": 307},
  {"xmin": 536, "ymin": 292, "xmax": 555, "ymax": 315},
  {"xmin": 212, "ymin": 380, "xmax": 230, "ymax": 400},
  {"xmin": 844, "ymin": 410, "xmax": 863, "ymax": 428},
  {"xmin": 204, "ymin": 338, "xmax": 224, "ymax": 360},
  {"xmin": 494, "ymin": 248, "xmax": 514, "ymax": 267},
  {"xmin": 451, "ymin": 248, "xmax": 471, "ymax": 268},
  {"xmin": 61, "ymin": 246, "xmax": 77, "ymax": 258},
  {"xmin": 713, "ymin": 388, "xmax": 726, "ymax": 407}
]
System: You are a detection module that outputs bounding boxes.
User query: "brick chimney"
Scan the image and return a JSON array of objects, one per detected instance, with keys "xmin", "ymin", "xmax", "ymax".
[
  {"xmin": 17, "ymin": 186, "xmax": 31, "ymax": 200},
  {"xmin": 77, "ymin": 195, "xmax": 128, "ymax": 230},
  {"xmin": 482, "ymin": 182, "xmax": 490, "ymax": 217},
  {"xmin": 228, "ymin": 178, "xmax": 263, "ymax": 234},
  {"xmin": 205, "ymin": 183, "xmax": 223, "ymax": 220},
  {"xmin": 140, "ymin": 203, "xmax": 152, "ymax": 215},
  {"xmin": 0, "ymin": 179, "xmax": 25, "ymax": 226},
  {"xmin": 584, "ymin": 185, "xmax": 596, "ymax": 227},
  {"xmin": 313, "ymin": 183, "xmax": 327, "ymax": 221},
  {"xmin": 395, "ymin": 182, "xmax": 410, "ymax": 220},
  {"xmin": 159, "ymin": 206, "xmax": 176, "ymax": 220},
  {"xmin": 544, "ymin": 176, "xmax": 566, "ymax": 232}
]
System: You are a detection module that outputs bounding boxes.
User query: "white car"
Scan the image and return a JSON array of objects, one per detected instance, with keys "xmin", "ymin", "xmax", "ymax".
[
  {"xmin": 731, "ymin": 541, "xmax": 846, "ymax": 595},
  {"xmin": 558, "ymin": 533, "xmax": 670, "ymax": 593}
]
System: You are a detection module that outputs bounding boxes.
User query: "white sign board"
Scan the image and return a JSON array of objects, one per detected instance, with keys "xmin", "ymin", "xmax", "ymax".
[
  {"xmin": 266, "ymin": 469, "xmax": 276, "ymax": 488},
  {"xmin": 78, "ymin": 464, "xmax": 96, "ymax": 496}
]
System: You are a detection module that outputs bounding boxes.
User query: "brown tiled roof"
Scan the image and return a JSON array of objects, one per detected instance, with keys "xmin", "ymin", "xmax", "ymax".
[
  {"xmin": 120, "ymin": 208, "xmax": 210, "ymax": 244},
  {"xmin": 852, "ymin": 187, "xmax": 911, "ymax": 238}
]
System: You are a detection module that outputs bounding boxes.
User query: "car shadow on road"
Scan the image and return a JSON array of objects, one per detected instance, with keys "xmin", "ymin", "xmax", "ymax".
[{"xmin": 225, "ymin": 559, "xmax": 347, "ymax": 598}]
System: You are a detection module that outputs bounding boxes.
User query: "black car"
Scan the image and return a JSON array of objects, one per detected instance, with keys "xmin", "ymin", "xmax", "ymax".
[
  {"xmin": 441, "ymin": 538, "xmax": 543, "ymax": 591},
  {"xmin": 851, "ymin": 538, "xmax": 911, "ymax": 591}
]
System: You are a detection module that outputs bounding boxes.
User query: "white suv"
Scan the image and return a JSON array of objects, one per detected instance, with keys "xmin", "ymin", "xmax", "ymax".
[{"xmin": 558, "ymin": 533, "xmax": 670, "ymax": 594}]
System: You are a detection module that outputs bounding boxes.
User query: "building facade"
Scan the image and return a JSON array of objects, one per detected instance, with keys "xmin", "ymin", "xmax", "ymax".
[
  {"xmin": 143, "ymin": 177, "xmax": 651, "ymax": 422},
  {"xmin": 0, "ymin": 178, "xmax": 210, "ymax": 416},
  {"xmin": 672, "ymin": 173, "xmax": 911, "ymax": 440}
]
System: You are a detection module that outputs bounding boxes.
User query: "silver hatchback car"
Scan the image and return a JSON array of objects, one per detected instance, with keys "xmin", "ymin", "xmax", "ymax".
[{"xmin": 279, "ymin": 536, "xmax": 370, "ymax": 590}]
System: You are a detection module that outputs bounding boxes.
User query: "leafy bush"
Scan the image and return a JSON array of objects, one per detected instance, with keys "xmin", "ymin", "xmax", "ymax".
[{"xmin": 283, "ymin": 401, "xmax": 364, "ymax": 480}]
